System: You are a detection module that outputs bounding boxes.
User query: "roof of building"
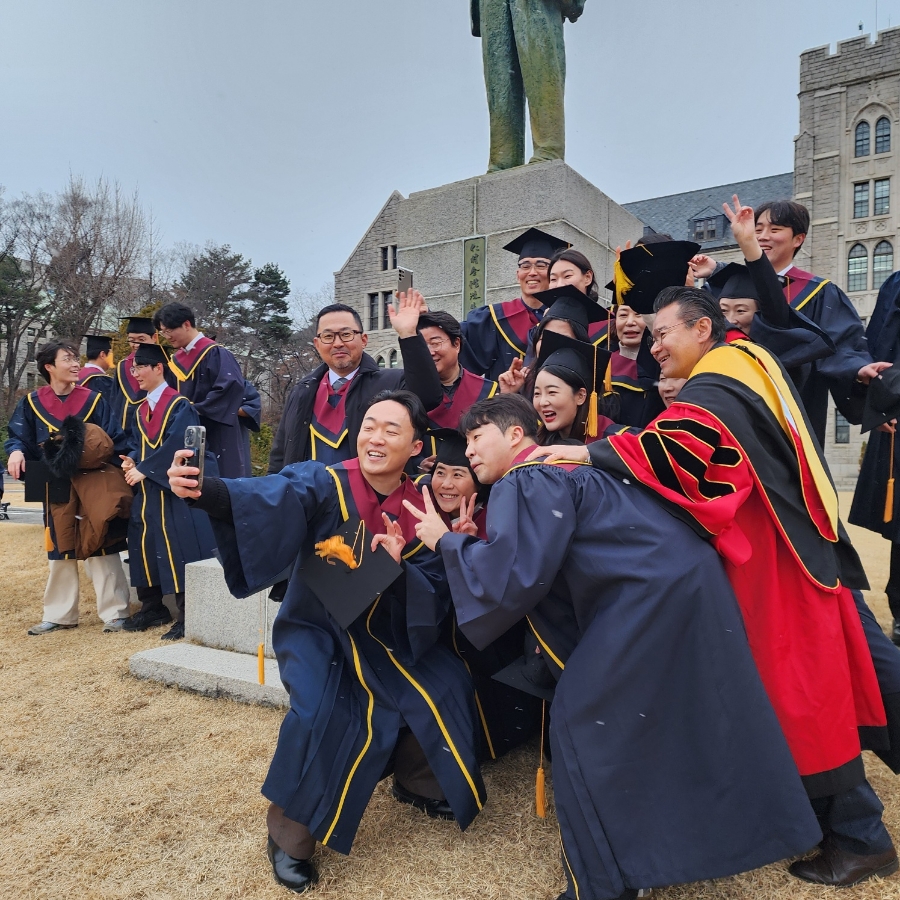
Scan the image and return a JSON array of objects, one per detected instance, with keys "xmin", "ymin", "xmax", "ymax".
[{"xmin": 622, "ymin": 173, "xmax": 794, "ymax": 251}]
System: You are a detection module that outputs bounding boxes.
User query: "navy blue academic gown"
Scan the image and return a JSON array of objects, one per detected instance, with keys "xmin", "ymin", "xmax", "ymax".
[
  {"xmin": 459, "ymin": 298, "xmax": 543, "ymax": 381},
  {"xmin": 77, "ymin": 366, "xmax": 117, "ymax": 403},
  {"xmin": 110, "ymin": 351, "xmax": 179, "ymax": 435},
  {"xmin": 208, "ymin": 459, "xmax": 486, "ymax": 854},
  {"xmin": 4, "ymin": 385, "xmax": 131, "ymax": 559},
  {"xmin": 439, "ymin": 457, "xmax": 820, "ymax": 900},
  {"xmin": 127, "ymin": 387, "xmax": 216, "ymax": 594},
  {"xmin": 169, "ymin": 337, "xmax": 248, "ymax": 478}
]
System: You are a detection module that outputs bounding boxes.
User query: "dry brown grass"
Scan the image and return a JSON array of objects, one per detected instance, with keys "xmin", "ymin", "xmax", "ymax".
[{"xmin": 0, "ymin": 494, "xmax": 898, "ymax": 900}]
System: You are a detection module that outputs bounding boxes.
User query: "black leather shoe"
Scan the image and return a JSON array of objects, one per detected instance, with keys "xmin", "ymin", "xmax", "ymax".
[
  {"xmin": 892, "ymin": 619, "xmax": 900, "ymax": 647},
  {"xmin": 267, "ymin": 836, "xmax": 318, "ymax": 894},
  {"xmin": 121, "ymin": 609, "xmax": 172, "ymax": 632},
  {"xmin": 160, "ymin": 621, "xmax": 185, "ymax": 641},
  {"xmin": 789, "ymin": 837, "xmax": 898, "ymax": 886},
  {"xmin": 390, "ymin": 781, "xmax": 455, "ymax": 820}
]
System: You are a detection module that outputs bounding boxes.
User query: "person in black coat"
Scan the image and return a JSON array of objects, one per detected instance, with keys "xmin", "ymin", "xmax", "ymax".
[{"xmin": 268, "ymin": 303, "xmax": 440, "ymax": 472}]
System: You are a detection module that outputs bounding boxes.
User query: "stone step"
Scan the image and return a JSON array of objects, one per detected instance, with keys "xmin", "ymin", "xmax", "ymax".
[{"xmin": 130, "ymin": 643, "xmax": 288, "ymax": 707}]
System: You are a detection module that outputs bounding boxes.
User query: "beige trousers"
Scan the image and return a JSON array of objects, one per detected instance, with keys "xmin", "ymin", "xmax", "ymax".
[{"xmin": 42, "ymin": 555, "xmax": 131, "ymax": 625}]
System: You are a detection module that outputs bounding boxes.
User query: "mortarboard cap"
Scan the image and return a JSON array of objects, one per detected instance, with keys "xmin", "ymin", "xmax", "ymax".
[
  {"xmin": 502, "ymin": 227, "xmax": 570, "ymax": 261},
  {"xmin": 491, "ymin": 655, "xmax": 557, "ymax": 702},
  {"xmin": 120, "ymin": 315, "xmax": 157, "ymax": 336},
  {"xmin": 298, "ymin": 517, "xmax": 403, "ymax": 629},
  {"xmin": 862, "ymin": 369, "xmax": 900, "ymax": 434},
  {"xmin": 430, "ymin": 428, "xmax": 472, "ymax": 470},
  {"xmin": 133, "ymin": 343, "xmax": 169, "ymax": 367},
  {"xmin": 606, "ymin": 241, "xmax": 701, "ymax": 314},
  {"xmin": 706, "ymin": 263, "xmax": 759, "ymax": 302},
  {"xmin": 532, "ymin": 284, "xmax": 609, "ymax": 329},
  {"xmin": 536, "ymin": 330, "xmax": 612, "ymax": 438},
  {"xmin": 83, "ymin": 333, "xmax": 113, "ymax": 358}
]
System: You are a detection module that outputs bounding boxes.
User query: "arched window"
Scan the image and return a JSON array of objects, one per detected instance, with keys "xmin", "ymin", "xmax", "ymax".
[
  {"xmin": 847, "ymin": 244, "xmax": 868, "ymax": 292},
  {"xmin": 855, "ymin": 121, "xmax": 871, "ymax": 157},
  {"xmin": 388, "ymin": 349, "xmax": 398, "ymax": 369},
  {"xmin": 377, "ymin": 354, "xmax": 386, "ymax": 369},
  {"xmin": 874, "ymin": 241, "xmax": 894, "ymax": 290},
  {"xmin": 876, "ymin": 117, "xmax": 892, "ymax": 154}
]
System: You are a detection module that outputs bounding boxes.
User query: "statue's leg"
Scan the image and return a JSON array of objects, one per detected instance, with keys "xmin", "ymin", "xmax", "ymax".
[
  {"xmin": 480, "ymin": 0, "xmax": 526, "ymax": 171},
  {"xmin": 511, "ymin": 0, "xmax": 566, "ymax": 163}
]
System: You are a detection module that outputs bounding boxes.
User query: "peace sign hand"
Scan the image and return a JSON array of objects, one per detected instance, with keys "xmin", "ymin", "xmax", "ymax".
[
  {"xmin": 371, "ymin": 513, "xmax": 407, "ymax": 563},
  {"xmin": 452, "ymin": 493, "xmax": 479, "ymax": 537},
  {"xmin": 722, "ymin": 193, "xmax": 762, "ymax": 261},
  {"xmin": 402, "ymin": 486, "xmax": 450, "ymax": 551}
]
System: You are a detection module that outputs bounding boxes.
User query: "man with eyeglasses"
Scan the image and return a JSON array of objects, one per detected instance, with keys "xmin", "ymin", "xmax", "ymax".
[
  {"xmin": 534, "ymin": 287, "xmax": 899, "ymax": 888},
  {"xmin": 5, "ymin": 340, "xmax": 133, "ymax": 635},
  {"xmin": 110, "ymin": 316, "xmax": 178, "ymax": 434},
  {"xmin": 268, "ymin": 303, "xmax": 441, "ymax": 473},
  {"xmin": 391, "ymin": 299, "xmax": 499, "ymax": 436},
  {"xmin": 458, "ymin": 227, "xmax": 570, "ymax": 382},
  {"xmin": 153, "ymin": 302, "xmax": 248, "ymax": 478}
]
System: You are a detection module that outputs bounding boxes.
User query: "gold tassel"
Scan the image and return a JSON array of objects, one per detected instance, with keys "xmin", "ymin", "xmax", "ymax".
[
  {"xmin": 586, "ymin": 391, "xmax": 599, "ymax": 438},
  {"xmin": 603, "ymin": 362, "xmax": 613, "ymax": 397},
  {"xmin": 258, "ymin": 643, "xmax": 266, "ymax": 685},
  {"xmin": 44, "ymin": 526, "xmax": 54, "ymax": 552},
  {"xmin": 612, "ymin": 258, "xmax": 634, "ymax": 307},
  {"xmin": 536, "ymin": 700, "xmax": 547, "ymax": 818},
  {"xmin": 885, "ymin": 430, "xmax": 896, "ymax": 524}
]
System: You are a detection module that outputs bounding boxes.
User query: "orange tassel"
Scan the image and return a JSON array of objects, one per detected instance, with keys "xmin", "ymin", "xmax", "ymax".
[
  {"xmin": 258, "ymin": 643, "xmax": 266, "ymax": 685},
  {"xmin": 586, "ymin": 391, "xmax": 599, "ymax": 438},
  {"xmin": 885, "ymin": 430, "xmax": 896, "ymax": 524},
  {"xmin": 536, "ymin": 699, "xmax": 547, "ymax": 818},
  {"xmin": 44, "ymin": 526, "xmax": 54, "ymax": 552}
]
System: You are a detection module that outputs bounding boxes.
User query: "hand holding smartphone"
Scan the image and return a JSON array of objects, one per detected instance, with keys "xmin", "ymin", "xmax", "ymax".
[{"xmin": 183, "ymin": 425, "xmax": 207, "ymax": 490}]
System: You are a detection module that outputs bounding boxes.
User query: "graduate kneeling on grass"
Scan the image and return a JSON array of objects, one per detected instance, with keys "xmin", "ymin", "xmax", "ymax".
[
  {"xmin": 405, "ymin": 393, "xmax": 822, "ymax": 900},
  {"xmin": 168, "ymin": 389, "xmax": 486, "ymax": 895}
]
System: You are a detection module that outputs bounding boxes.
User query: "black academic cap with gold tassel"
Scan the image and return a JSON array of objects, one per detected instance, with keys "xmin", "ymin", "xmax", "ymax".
[
  {"xmin": 604, "ymin": 241, "xmax": 700, "ymax": 313},
  {"xmin": 535, "ymin": 330, "xmax": 612, "ymax": 439}
]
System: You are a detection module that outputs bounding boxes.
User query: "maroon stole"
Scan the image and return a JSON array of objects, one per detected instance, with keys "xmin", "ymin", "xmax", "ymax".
[
  {"xmin": 77, "ymin": 365, "xmax": 105, "ymax": 385},
  {"xmin": 326, "ymin": 459, "xmax": 427, "ymax": 557},
  {"xmin": 116, "ymin": 353, "xmax": 144, "ymax": 401},
  {"xmin": 588, "ymin": 316, "xmax": 611, "ymax": 347},
  {"xmin": 137, "ymin": 387, "xmax": 184, "ymax": 449},
  {"xmin": 610, "ymin": 351, "xmax": 642, "ymax": 392},
  {"xmin": 27, "ymin": 385, "xmax": 99, "ymax": 431},
  {"xmin": 490, "ymin": 298, "xmax": 543, "ymax": 356},
  {"xmin": 428, "ymin": 369, "xmax": 498, "ymax": 430},
  {"xmin": 169, "ymin": 336, "xmax": 216, "ymax": 383},
  {"xmin": 309, "ymin": 375, "xmax": 352, "ymax": 458},
  {"xmin": 782, "ymin": 266, "xmax": 831, "ymax": 312}
]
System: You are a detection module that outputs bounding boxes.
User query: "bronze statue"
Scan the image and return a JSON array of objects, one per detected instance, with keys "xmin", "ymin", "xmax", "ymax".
[{"xmin": 471, "ymin": 0, "xmax": 587, "ymax": 172}]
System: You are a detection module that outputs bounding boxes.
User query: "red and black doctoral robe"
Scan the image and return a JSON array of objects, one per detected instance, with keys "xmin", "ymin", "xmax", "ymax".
[{"xmin": 591, "ymin": 338, "xmax": 885, "ymax": 798}]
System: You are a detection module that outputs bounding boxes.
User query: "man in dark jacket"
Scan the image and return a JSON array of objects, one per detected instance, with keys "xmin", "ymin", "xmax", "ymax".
[{"xmin": 268, "ymin": 303, "xmax": 440, "ymax": 472}]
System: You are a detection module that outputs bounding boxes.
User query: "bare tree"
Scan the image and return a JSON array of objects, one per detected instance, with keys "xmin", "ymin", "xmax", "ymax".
[{"xmin": 42, "ymin": 175, "xmax": 148, "ymax": 339}]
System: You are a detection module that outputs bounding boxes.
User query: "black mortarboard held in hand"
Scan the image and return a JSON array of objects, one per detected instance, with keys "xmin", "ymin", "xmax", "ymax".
[
  {"xmin": 531, "ymin": 284, "xmax": 609, "ymax": 330},
  {"xmin": 298, "ymin": 517, "xmax": 403, "ymax": 629},
  {"xmin": 705, "ymin": 263, "xmax": 759, "ymax": 302},
  {"xmin": 607, "ymin": 241, "xmax": 701, "ymax": 314},
  {"xmin": 536, "ymin": 330, "xmax": 612, "ymax": 438},
  {"xmin": 120, "ymin": 315, "xmax": 157, "ymax": 336},
  {"xmin": 502, "ymin": 227, "xmax": 570, "ymax": 261},
  {"xmin": 83, "ymin": 333, "xmax": 113, "ymax": 358},
  {"xmin": 133, "ymin": 343, "xmax": 169, "ymax": 367},
  {"xmin": 862, "ymin": 368, "xmax": 900, "ymax": 434}
]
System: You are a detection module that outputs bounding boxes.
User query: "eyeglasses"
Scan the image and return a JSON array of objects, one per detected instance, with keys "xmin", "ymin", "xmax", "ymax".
[
  {"xmin": 517, "ymin": 261, "xmax": 550, "ymax": 272},
  {"xmin": 424, "ymin": 338, "xmax": 450, "ymax": 350},
  {"xmin": 650, "ymin": 322, "xmax": 688, "ymax": 346},
  {"xmin": 129, "ymin": 364, "xmax": 152, "ymax": 374},
  {"xmin": 316, "ymin": 329, "xmax": 363, "ymax": 344},
  {"xmin": 53, "ymin": 354, "xmax": 80, "ymax": 365}
]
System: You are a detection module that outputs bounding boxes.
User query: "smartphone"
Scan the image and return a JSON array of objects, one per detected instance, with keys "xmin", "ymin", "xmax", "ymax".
[
  {"xmin": 183, "ymin": 425, "xmax": 207, "ymax": 490},
  {"xmin": 397, "ymin": 267, "xmax": 413, "ymax": 295}
]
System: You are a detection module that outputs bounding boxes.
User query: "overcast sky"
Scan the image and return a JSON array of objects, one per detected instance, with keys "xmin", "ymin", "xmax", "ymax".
[{"xmin": 3, "ymin": 1, "xmax": 900, "ymax": 297}]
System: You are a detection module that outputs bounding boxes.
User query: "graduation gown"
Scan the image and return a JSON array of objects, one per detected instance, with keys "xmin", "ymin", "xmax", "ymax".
[
  {"xmin": 208, "ymin": 460, "xmax": 486, "ymax": 854},
  {"xmin": 77, "ymin": 365, "xmax": 117, "ymax": 403},
  {"xmin": 440, "ymin": 452, "xmax": 820, "ymax": 900},
  {"xmin": 607, "ymin": 351, "xmax": 664, "ymax": 428},
  {"xmin": 592, "ymin": 339, "xmax": 886, "ymax": 797},
  {"xmin": 127, "ymin": 388, "xmax": 216, "ymax": 594},
  {"xmin": 110, "ymin": 351, "xmax": 178, "ymax": 434},
  {"xmin": 459, "ymin": 298, "xmax": 543, "ymax": 381},
  {"xmin": 426, "ymin": 370, "xmax": 498, "ymax": 432},
  {"xmin": 169, "ymin": 337, "xmax": 248, "ymax": 477},
  {"xmin": 4, "ymin": 385, "xmax": 131, "ymax": 560},
  {"xmin": 851, "ymin": 271, "xmax": 900, "ymax": 539},
  {"xmin": 773, "ymin": 266, "xmax": 871, "ymax": 443}
]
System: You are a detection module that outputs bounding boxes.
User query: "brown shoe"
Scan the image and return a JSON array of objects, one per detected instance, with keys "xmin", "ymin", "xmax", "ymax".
[{"xmin": 789, "ymin": 837, "xmax": 899, "ymax": 887}]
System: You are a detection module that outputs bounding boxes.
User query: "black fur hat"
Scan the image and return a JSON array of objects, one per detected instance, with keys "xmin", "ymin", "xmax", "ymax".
[{"xmin": 42, "ymin": 416, "xmax": 86, "ymax": 480}]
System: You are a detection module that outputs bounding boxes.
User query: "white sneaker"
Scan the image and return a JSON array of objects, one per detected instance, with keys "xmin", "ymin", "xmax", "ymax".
[{"xmin": 102, "ymin": 618, "xmax": 127, "ymax": 632}]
